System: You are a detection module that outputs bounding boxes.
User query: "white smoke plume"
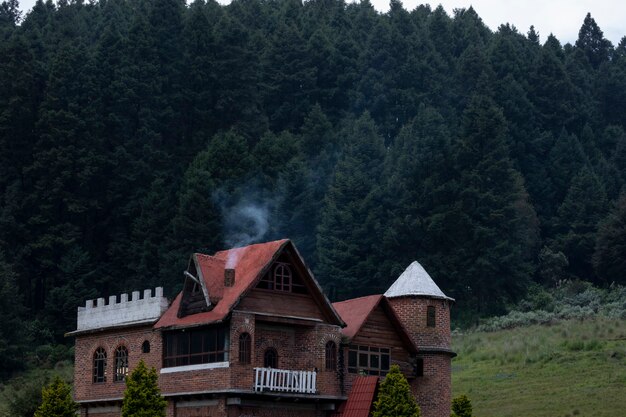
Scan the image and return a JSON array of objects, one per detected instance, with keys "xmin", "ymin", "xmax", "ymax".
[{"xmin": 223, "ymin": 200, "xmax": 270, "ymax": 248}]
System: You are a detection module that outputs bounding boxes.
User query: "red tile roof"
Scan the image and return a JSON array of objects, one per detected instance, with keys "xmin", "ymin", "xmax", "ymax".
[
  {"xmin": 155, "ymin": 239, "xmax": 289, "ymax": 329},
  {"xmin": 333, "ymin": 295, "xmax": 383, "ymax": 339},
  {"xmin": 332, "ymin": 376, "xmax": 379, "ymax": 417},
  {"xmin": 333, "ymin": 294, "xmax": 418, "ymax": 354}
]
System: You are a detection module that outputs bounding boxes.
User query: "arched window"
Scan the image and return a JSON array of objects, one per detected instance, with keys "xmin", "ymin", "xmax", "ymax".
[
  {"xmin": 239, "ymin": 333, "xmax": 251, "ymax": 364},
  {"xmin": 142, "ymin": 340, "xmax": 150, "ymax": 353},
  {"xmin": 264, "ymin": 348, "xmax": 278, "ymax": 368},
  {"xmin": 325, "ymin": 341, "xmax": 337, "ymax": 371},
  {"xmin": 274, "ymin": 264, "xmax": 292, "ymax": 292},
  {"xmin": 114, "ymin": 346, "xmax": 129, "ymax": 382},
  {"xmin": 93, "ymin": 347, "xmax": 107, "ymax": 383}
]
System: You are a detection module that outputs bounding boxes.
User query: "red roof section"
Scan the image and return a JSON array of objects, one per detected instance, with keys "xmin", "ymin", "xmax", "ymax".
[
  {"xmin": 332, "ymin": 376, "xmax": 379, "ymax": 417},
  {"xmin": 332, "ymin": 294, "xmax": 383, "ymax": 339},
  {"xmin": 155, "ymin": 239, "xmax": 288, "ymax": 329},
  {"xmin": 196, "ymin": 254, "xmax": 225, "ymax": 304},
  {"xmin": 333, "ymin": 294, "xmax": 418, "ymax": 354}
]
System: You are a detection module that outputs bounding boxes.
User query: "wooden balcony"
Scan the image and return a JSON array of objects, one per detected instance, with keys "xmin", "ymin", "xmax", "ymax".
[{"xmin": 253, "ymin": 367, "xmax": 317, "ymax": 394}]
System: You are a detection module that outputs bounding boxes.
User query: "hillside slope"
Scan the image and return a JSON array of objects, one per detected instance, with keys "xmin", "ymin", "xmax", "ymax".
[{"xmin": 452, "ymin": 317, "xmax": 626, "ymax": 417}]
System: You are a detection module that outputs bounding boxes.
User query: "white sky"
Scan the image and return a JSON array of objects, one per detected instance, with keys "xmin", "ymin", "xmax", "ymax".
[{"xmin": 16, "ymin": 0, "xmax": 626, "ymax": 45}]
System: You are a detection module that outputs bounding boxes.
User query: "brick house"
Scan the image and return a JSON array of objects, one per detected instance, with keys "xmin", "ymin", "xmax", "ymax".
[{"xmin": 68, "ymin": 239, "xmax": 455, "ymax": 417}]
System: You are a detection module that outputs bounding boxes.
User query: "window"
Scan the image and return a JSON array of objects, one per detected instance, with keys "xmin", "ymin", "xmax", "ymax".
[
  {"xmin": 142, "ymin": 340, "xmax": 150, "ymax": 353},
  {"xmin": 163, "ymin": 325, "xmax": 228, "ymax": 368},
  {"xmin": 347, "ymin": 345, "xmax": 390, "ymax": 376},
  {"xmin": 114, "ymin": 346, "xmax": 129, "ymax": 382},
  {"xmin": 325, "ymin": 341, "xmax": 337, "ymax": 371},
  {"xmin": 415, "ymin": 357, "xmax": 424, "ymax": 377},
  {"xmin": 257, "ymin": 262, "xmax": 307, "ymax": 294},
  {"xmin": 93, "ymin": 347, "xmax": 107, "ymax": 383},
  {"xmin": 264, "ymin": 348, "xmax": 278, "ymax": 368},
  {"xmin": 239, "ymin": 333, "xmax": 251, "ymax": 364},
  {"xmin": 427, "ymin": 306, "xmax": 436, "ymax": 327}
]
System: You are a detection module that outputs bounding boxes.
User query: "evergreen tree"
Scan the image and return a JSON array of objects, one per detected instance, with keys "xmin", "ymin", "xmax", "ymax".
[
  {"xmin": 554, "ymin": 168, "xmax": 608, "ymax": 281},
  {"xmin": 0, "ymin": 251, "xmax": 27, "ymax": 377},
  {"xmin": 317, "ymin": 113, "xmax": 386, "ymax": 299},
  {"xmin": 121, "ymin": 360, "xmax": 166, "ymax": 417},
  {"xmin": 372, "ymin": 364, "xmax": 420, "ymax": 417},
  {"xmin": 451, "ymin": 394, "xmax": 473, "ymax": 417},
  {"xmin": 575, "ymin": 13, "xmax": 613, "ymax": 69},
  {"xmin": 450, "ymin": 95, "xmax": 538, "ymax": 312},
  {"xmin": 382, "ymin": 105, "xmax": 454, "ymax": 286},
  {"xmin": 593, "ymin": 195, "xmax": 626, "ymax": 284},
  {"xmin": 34, "ymin": 377, "xmax": 78, "ymax": 417}
]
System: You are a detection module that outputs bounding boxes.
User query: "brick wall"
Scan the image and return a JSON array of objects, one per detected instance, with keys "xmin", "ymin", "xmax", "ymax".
[
  {"xmin": 388, "ymin": 297, "xmax": 451, "ymax": 348},
  {"xmin": 410, "ymin": 353, "xmax": 451, "ymax": 417},
  {"xmin": 387, "ymin": 296, "xmax": 453, "ymax": 417},
  {"xmin": 74, "ymin": 325, "xmax": 162, "ymax": 402}
]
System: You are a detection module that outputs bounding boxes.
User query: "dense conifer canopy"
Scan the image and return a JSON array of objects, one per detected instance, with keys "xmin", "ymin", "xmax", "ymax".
[{"xmin": 0, "ymin": 0, "xmax": 625, "ymax": 376}]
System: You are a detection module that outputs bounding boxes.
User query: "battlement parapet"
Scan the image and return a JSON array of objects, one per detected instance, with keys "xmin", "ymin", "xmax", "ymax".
[{"xmin": 76, "ymin": 287, "xmax": 168, "ymax": 332}]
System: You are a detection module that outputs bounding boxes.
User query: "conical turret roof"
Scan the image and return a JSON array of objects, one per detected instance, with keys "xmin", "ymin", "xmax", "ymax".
[{"xmin": 384, "ymin": 261, "xmax": 454, "ymax": 301}]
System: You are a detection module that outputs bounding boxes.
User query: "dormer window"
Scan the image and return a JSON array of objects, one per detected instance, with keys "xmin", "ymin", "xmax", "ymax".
[
  {"xmin": 256, "ymin": 260, "xmax": 307, "ymax": 294},
  {"xmin": 274, "ymin": 263, "xmax": 292, "ymax": 292}
]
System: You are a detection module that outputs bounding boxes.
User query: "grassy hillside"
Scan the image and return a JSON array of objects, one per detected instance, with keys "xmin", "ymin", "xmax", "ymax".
[{"xmin": 452, "ymin": 317, "xmax": 626, "ymax": 417}]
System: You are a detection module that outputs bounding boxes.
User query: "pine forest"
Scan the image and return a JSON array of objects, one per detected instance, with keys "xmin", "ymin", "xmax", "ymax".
[{"xmin": 1, "ymin": 0, "xmax": 626, "ymax": 380}]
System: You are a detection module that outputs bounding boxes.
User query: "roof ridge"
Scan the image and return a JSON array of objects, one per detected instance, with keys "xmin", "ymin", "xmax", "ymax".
[{"xmin": 332, "ymin": 293, "xmax": 383, "ymax": 305}]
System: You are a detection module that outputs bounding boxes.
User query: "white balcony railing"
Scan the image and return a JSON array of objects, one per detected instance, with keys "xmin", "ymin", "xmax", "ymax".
[{"xmin": 253, "ymin": 367, "xmax": 317, "ymax": 394}]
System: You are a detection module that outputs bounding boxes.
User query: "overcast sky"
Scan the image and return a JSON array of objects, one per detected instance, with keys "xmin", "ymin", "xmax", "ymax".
[{"xmin": 17, "ymin": 0, "xmax": 626, "ymax": 45}]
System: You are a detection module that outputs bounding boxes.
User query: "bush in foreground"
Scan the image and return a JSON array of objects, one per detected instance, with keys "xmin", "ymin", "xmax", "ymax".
[
  {"xmin": 121, "ymin": 360, "xmax": 166, "ymax": 417},
  {"xmin": 451, "ymin": 394, "xmax": 472, "ymax": 417},
  {"xmin": 373, "ymin": 365, "xmax": 420, "ymax": 417},
  {"xmin": 33, "ymin": 376, "xmax": 77, "ymax": 417}
]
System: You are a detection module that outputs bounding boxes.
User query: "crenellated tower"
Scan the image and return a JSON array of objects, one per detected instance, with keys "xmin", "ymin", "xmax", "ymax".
[{"xmin": 385, "ymin": 262, "xmax": 455, "ymax": 417}]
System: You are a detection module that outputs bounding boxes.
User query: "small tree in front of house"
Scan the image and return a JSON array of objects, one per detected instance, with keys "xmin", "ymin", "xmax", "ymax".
[
  {"xmin": 121, "ymin": 360, "xmax": 166, "ymax": 417},
  {"xmin": 451, "ymin": 394, "xmax": 473, "ymax": 417},
  {"xmin": 33, "ymin": 376, "xmax": 78, "ymax": 417},
  {"xmin": 372, "ymin": 364, "xmax": 420, "ymax": 417}
]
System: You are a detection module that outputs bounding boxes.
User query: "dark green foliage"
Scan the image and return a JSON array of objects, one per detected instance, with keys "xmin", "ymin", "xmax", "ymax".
[
  {"xmin": 593, "ymin": 195, "xmax": 626, "ymax": 284},
  {"xmin": 451, "ymin": 394, "xmax": 473, "ymax": 417},
  {"xmin": 575, "ymin": 13, "xmax": 613, "ymax": 69},
  {"xmin": 372, "ymin": 364, "xmax": 420, "ymax": 417},
  {"xmin": 554, "ymin": 168, "xmax": 608, "ymax": 281},
  {"xmin": 449, "ymin": 96, "xmax": 539, "ymax": 313},
  {"xmin": 317, "ymin": 113, "xmax": 386, "ymax": 299},
  {"xmin": 121, "ymin": 360, "xmax": 166, "ymax": 417},
  {"xmin": 34, "ymin": 377, "xmax": 78, "ymax": 417},
  {"xmin": 0, "ymin": 251, "xmax": 27, "ymax": 377},
  {"xmin": 0, "ymin": 0, "xmax": 624, "ymax": 372}
]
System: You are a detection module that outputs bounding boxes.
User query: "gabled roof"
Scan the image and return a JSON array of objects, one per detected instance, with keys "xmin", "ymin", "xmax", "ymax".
[
  {"xmin": 333, "ymin": 294, "xmax": 417, "ymax": 354},
  {"xmin": 384, "ymin": 261, "xmax": 454, "ymax": 301},
  {"xmin": 331, "ymin": 376, "xmax": 379, "ymax": 417},
  {"xmin": 155, "ymin": 239, "xmax": 344, "ymax": 329}
]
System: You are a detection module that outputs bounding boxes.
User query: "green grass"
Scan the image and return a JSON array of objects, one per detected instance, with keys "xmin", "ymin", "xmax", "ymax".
[{"xmin": 452, "ymin": 317, "xmax": 626, "ymax": 417}]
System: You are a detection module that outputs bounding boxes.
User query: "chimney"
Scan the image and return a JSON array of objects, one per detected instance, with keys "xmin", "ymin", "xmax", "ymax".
[{"xmin": 224, "ymin": 268, "xmax": 235, "ymax": 287}]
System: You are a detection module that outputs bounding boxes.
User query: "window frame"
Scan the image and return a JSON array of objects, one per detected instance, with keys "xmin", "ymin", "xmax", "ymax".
[
  {"xmin": 114, "ymin": 345, "xmax": 129, "ymax": 383},
  {"xmin": 93, "ymin": 347, "xmax": 107, "ymax": 384},
  {"xmin": 347, "ymin": 345, "xmax": 390, "ymax": 376},
  {"xmin": 427, "ymin": 305, "xmax": 436, "ymax": 327},
  {"xmin": 238, "ymin": 332, "xmax": 251, "ymax": 364},
  {"xmin": 325, "ymin": 341, "xmax": 337, "ymax": 371},
  {"xmin": 142, "ymin": 340, "xmax": 150, "ymax": 353},
  {"xmin": 163, "ymin": 325, "xmax": 228, "ymax": 368}
]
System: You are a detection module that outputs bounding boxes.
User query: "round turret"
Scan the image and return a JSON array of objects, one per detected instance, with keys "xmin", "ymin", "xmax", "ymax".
[{"xmin": 385, "ymin": 261, "xmax": 455, "ymax": 417}]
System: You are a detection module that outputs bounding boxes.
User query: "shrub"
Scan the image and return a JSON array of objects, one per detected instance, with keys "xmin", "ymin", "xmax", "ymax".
[
  {"xmin": 451, "ymin": 394, "xmax": 472, "ymax": 417},
  {"xmin": 34, "ymin": 377, "xmax": 77, "ymax": 417},
  {"xmin": 372, "ymin": 365, "xmax": 420, "ymax": 417},
  {"xmin": 121, "ymin": 360, "xmax": 166, "ymax": 417}
]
